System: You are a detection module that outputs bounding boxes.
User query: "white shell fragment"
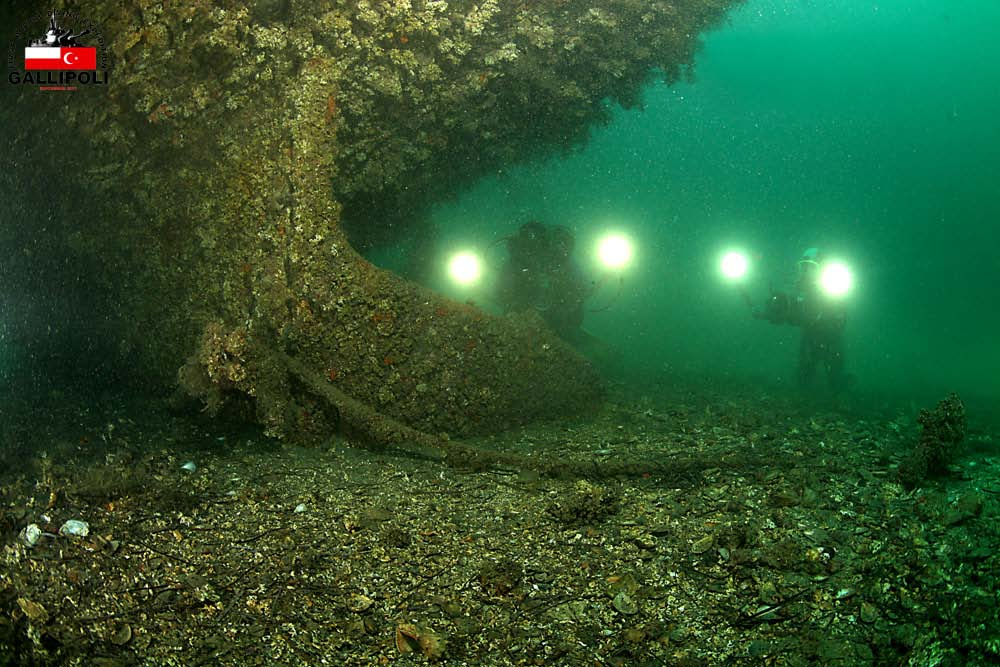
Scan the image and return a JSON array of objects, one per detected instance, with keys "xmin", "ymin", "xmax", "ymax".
[
  {"xmin": 59, "ymin": 519, "xmax": 90, "ymax": 538},
  {"xmin": 20, "ymin": 523, "xmax": 42, "ymax": 547},
  {"xmin": 612, "ymin": 591, "xmax": 638, "ymax": 615},
  {"xmin": 181, "ymin": 461, "xmax": 197, "ymax": 472},
  {"xmin": 294, "ymin": 503, "xmax": 308, "ymax": 514}
]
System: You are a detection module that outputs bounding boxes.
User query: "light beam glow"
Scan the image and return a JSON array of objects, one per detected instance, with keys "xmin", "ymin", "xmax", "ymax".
[
  {"xmin": 597, "ymin": 233, "xmax": 634, "ymax": 270},
  {"xmin": 719, "ymin": 250, "xmax": 749, "ymax": 281},
  {"xmin": 819, "ymin": 261, "xmax": 853, "ymax": 297},
  {"xmin": 447, "ymin": 251, "xmax": 482, "ymax": 286}
]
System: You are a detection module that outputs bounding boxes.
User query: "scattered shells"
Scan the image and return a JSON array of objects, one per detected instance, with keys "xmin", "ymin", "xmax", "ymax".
[
  {"xmin": 59, "ymin": 519, "xmax": 90, "ymax": 538},
  {"xmin": 17, "ymin": 598, "xmax": 48, "ymax": 623},
  {"xmin": 395, "ymin": 623, "xmax": 418, "ymax": 654},
  {"xmin": 612, "ymin": 591, "xmax": 638, "ymax": 615},
  {"xmin": 395, "ymin": 623, "xmax": 446, "ymax": 659},
  {"xmin": 19, "ymin": 523, "xmax": 42, "ymax": 547},
  {"xmin": 836, "ymin": 587, "xmax": 856, "ymax": 600},
  {"xmin": 181, "ymin": 461, "xmax": 197, "ymax": 472},
  {"xmin": 860, "ymin": 601, "xmax": 879, "ymax": 623},
  {"xmin": 110, "ymin": 623, "xmax": 132, "ymax": 645},
  {"xmin": 348, "ymin": 594, "xmax": 374, "ymax": 612},
  {"xmin": 669, "ymin": 626, "xmax": 691, "ymax": 643},
  {"xmin": 691, "ymin": 535, "xmax": 714, "ymax": 554},
  {"xmin": 758, "ymin": 581, "xmax": 779, "ymax": 605},
  {"xmin": 1, "ymin": 386, "xmax": 991, "ymax": 663}
]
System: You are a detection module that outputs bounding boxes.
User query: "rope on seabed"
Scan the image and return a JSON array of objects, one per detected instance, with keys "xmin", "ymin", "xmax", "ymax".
[{"xmin": 283, "ymin": 352, "xmax": 771, "ymax": 482}]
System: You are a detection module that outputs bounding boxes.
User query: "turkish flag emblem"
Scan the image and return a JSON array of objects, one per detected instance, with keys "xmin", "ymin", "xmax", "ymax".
[{"xmin": 24, "ymin": 47, "xmax": 97, "ymax": 71}]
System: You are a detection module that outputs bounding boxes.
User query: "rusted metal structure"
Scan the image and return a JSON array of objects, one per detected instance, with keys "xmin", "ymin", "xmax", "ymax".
[{"xmin": 1, "ymin": 1, "xmax": 738, "ymax": 444}]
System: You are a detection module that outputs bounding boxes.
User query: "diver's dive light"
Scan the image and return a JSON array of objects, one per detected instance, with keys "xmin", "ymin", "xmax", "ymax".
[
  {"xmin": 719, "ymin": 250, "xmax": 750, "ymax": 282},
  {"xmin": 447, "ymin": 251, "xmax": 483, "ymax": 286},
  {"xmin": 818, "ymin": 260, "xmax": 853, "ymax": 298},
  {"xmin": 585, "ymin": 231, "xmax": 634, "ymax": 313},
  {"xmin": 717, "ymin": 249, "xmax": 755, "ymax": 310},
  {"xmin": 596, "ymin": 233, "xmax": 634, "ymax": 270}
]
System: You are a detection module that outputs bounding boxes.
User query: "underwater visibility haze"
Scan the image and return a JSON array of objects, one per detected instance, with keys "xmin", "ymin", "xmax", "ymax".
[
  {"xmin": 419, "ymin": 0, "xmax": 1000, "ymax": 408},
  {"xmin": 1, "ymin": 0, "xmax": 999, "ymax": 665}
]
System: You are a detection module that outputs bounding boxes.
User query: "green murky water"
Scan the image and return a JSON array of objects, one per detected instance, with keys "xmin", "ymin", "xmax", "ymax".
[
  {"xmin": 378, "ymin": 0, "xmax": 1000, "ymax": 410},
  {"xmin": 3, "ymin": 2, "xmax": 1000, "ymax": 665}
]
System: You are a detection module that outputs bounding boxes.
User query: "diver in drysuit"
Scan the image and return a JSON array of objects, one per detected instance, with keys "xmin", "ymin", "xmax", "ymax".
[
  {"xmin": 755, "ymin": 247, "xmax": 848, "ymax": 392},
  {"xmin": 496, "ymin": 221, "xmax": 591, "ymax": 340}
]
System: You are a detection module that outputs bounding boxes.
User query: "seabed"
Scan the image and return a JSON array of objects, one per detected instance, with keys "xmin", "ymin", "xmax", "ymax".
[{"xmin": 2, "ymin": 383, "xmax": 997, "ymax": 666}]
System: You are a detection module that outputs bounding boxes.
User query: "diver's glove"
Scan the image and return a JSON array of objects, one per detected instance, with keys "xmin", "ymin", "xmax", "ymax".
[{"xmin": 759, "ymin": 292, "xmax": 790, "ymax": 324}]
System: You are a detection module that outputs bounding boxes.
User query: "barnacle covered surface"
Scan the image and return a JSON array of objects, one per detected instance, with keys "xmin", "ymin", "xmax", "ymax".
[{"xmin": 0, "ymin": 0, "xmax": 740, "ymax": 441}]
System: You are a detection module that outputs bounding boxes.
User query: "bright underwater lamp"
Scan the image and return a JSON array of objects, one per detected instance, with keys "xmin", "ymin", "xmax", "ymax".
[
  {"xmin": 719, "ymin": 250, "xmax": 750, "ymax": 282},
  {"xmin": 447, "ymin": 251, "xmax": 483, "ymax": 286},
  {"xmin": 819, "ymin": 260, "xmax": 853, "ymax": 298},
  {"xmin": 596, "ymin": 233, "xmax": 634, "ymax": 270}
]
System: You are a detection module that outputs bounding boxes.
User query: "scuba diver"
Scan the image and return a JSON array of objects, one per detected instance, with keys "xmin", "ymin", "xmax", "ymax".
[
  {"xmin": 754, "ymin": 247, "xmax": 849, "ymax": 392},
  {"xmin": 495, "ymin": 221, "xmax": 592, "ymax": 340}
]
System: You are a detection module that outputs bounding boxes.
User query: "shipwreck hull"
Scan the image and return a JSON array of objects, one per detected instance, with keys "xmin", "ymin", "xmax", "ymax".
[{"xmin": 0, "ymin": 0, "xmax": 738, "ymax": 443}]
